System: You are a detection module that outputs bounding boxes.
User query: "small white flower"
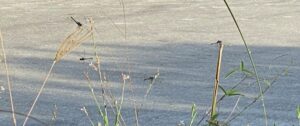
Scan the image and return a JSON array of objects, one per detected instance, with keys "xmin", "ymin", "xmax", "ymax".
[
  {"xmin": 0, "ymin": 86, "xmax": 5, "ymax": 91},
  {"xmin": 122, "ymin": 73, "xmax": 130, "ymax": 80},
  {"xmin": 80, "ymin": 106, "xmax": 86, "ymax": 112},
  {"xmin": 177, "ymin": 120, "xmax": 185, "ymax": 126}
]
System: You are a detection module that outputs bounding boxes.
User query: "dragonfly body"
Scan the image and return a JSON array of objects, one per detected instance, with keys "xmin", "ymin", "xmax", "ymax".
[{"xmin": 79, "ymin": 57, "xmax": 93, "ymax": 61}]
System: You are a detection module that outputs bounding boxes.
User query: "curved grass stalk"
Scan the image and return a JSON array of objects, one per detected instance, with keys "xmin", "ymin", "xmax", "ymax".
[
  {"xmin": 222, "ymin": 0, "xmax": 268, "ymax": 125},
  {"xmin": 23, "ymin": 18, "xmax": 93, "ymax": 126},
  {"xmin": 0, "ymin": 109, "xmax": 48, "ymax": 126}
]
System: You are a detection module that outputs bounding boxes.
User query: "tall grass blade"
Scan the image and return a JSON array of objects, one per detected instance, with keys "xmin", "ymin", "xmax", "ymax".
[
  {"xmin": 222, "ymin": 0, "xmax": 268, "ymax": 125},
  {"xmin": 225, "ymin": 68, "xmax": 239, "ymax": 79},
  {"xmin": 189, "ymin": 104, "xmax": 197, "ymax": 126}
]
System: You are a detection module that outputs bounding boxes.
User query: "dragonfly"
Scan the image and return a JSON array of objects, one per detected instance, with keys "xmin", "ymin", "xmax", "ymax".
[
  {"xmin": 144, "ymin": 72, "xmax": 159, "ymax": 82},
  {"xmin": 144, "ymin": 69, "xmax": 160, "ymax": 98},
  {"xmin": 78, "ymin": 50, "xmax": 98, "ymax": 71},
  {"xmin": 78, "ymin": 50, "xmax": 93, "ymax": 61},
  {"xmin": 70, "ymin": 16, "xmax": 82, "ymax": 27},
  {"xmin": 79, "ymin": 57, "xmax": 93, "ymax": 61}
]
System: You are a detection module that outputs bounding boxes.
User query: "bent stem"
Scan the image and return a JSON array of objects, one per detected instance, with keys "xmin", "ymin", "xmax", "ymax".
[
  {"xmin": 223, "ymin": 0, "xmax": 268, "ymax": 125},
  {"xmin": 0, "ymin": 30, "xmax": 17, "ymax": 126},
  {"xmin": 0, "ymin": 109, "xmax": 47, "ymax": 126},
  {"xmin": 23, "ymin": 61, "xmax": 56, "ymax": 126}
]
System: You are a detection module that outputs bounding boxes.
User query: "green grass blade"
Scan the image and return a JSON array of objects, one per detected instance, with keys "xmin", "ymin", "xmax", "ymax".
[
  {"xmin": 239, "ymin": 60, "xmax": 244, "ymax": 71},
  {"xmin": 189, "ymin": 104, "xmax": 198, "ymax": 126},
  {"xmin": 224, "ymin": 89, "xmax": 242, "ymax": 96},
  {"xmin": 219, "ymin": 85, "xmax": 227, "ymax": 95},
  {"xmin": 297, "ymin": 105, "xmax": 300, "ymax": 119},
  {"xmin": 225, "ymin": 68, "xmax": 239, "ymax": 79},
  {"xmin": 241, "ymin": 68, "xmax": 254, "ymax": 77},
  {"xmin": 222, "ymin": 1, "xmax": 268, "ymax": 125}
]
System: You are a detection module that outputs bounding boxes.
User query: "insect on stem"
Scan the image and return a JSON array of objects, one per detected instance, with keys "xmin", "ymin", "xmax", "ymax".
[{"xmin": 71, "ymin": 16, "xmax": 82, "ymax": 27}]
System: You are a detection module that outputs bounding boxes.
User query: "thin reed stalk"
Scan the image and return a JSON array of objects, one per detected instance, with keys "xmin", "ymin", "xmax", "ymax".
[
  {"xmin": 119, "ymin": 0, "xmax": 127, "ymax": 40},
  {"xmin": 225, "ymin": 96, "xmax": 241, "ymax": 122},
  {"xmin": 22, "ymin": 61, "xmax": 56, "ymax": 126},
  {"xmin": 222, "ymin": 0, "xmax": 268, "ymax": 125},
  {"xmin": 89, "ymin": 19, "xmax": 126, "ymax": 125},
  {"xmin": 0, "ymin": 30, "xmax": 17, "ymax": 126},
  {"xmin": 144, "ymin": 81, "xmax": 154, "ymax": 98},
  {"xmin": 133, "ymin": 100, "xmax": 139, "ymax": 126},
  {"xmin": 81, "ymin": 106, "xmax": 95, "ymax": 126},
  {"xmin": 197, "ymin": 76, "xmax": 247, "ymax": 125},
  {"xmin": 210, "ymin": 41, "xmax": 224, "ymax": 122},
  {"xmin": 115, "ymin": 73, "xmax": 128, "ymax": 126},
  {"xmin": 90, "ymin": 18, "xmax": 110, "ymax": 125},
  {"xmin": 84, "ymin": 72, "xmax": 109, "ymax": 126}
]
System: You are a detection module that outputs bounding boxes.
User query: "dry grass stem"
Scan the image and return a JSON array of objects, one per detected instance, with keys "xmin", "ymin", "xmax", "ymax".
[
  {"xmin": 210, "ymin": 41, "xmax": 224, "ymax": 121},
  {"xmin": 23, "ymin": 18, "xmax": 94, "ymax": 126},
  {"xmin": 55, "ymin": 23, "xmax": 93, "ymax": 62},
  {"xmin": 22, "ymin": 61, "xmax": 56, "ymax": 126},
  {"xmin": 0, "ymin": 30, "xmax": 17, "ymax": 126}
]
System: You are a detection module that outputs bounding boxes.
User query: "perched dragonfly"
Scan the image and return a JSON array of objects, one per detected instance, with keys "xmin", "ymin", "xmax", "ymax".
[
  {"xmin": 78, "ymin": 50, "xmax": 97, "ymax": 71},
  {"xmin": 144, "ymin": 72, "xmax": 159, "ymax": 81},
  {"xmin": 210, "ymin": 40, "xmax": 222, "ymax": 45},
  {"xmin": 144, "ymin": 68, "xmax": 160, "ymax": 82},
  {"xmin": 78, "ymin": 50, "xmax": 93, "ymax": 61},
  {"xmin": 70, "ymin": 16, "xmax": 82, "ymax": 27},
  {"xmin": 144, "ymin": 69, "xmax": 160, "ymax": 98},
  {"xmin": 79, "ymin": 57, "xmax": 93, "ymax": 61}
]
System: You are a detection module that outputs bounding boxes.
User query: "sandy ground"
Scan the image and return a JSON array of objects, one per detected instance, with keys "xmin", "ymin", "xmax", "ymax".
[{"xmin": 0, "ymin": 0, "xmax": 300, "ymax": 125}]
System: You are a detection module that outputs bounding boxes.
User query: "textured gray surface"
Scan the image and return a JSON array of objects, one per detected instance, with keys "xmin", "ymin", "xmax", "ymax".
[{"xmin": 0, "ymin": 0, "xmax": 299, "ymax": 125}]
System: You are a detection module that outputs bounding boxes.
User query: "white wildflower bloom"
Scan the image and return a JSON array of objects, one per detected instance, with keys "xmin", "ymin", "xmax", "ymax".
[{"xmin": 0, "ymin": 86, "xmax": 4, "ymax": 91}]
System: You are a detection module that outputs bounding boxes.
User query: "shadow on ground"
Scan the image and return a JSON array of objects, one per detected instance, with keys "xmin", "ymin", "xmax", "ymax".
[{"xmin": 0, "ymin": 42, "xmax": 299, "ymax": 125}]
